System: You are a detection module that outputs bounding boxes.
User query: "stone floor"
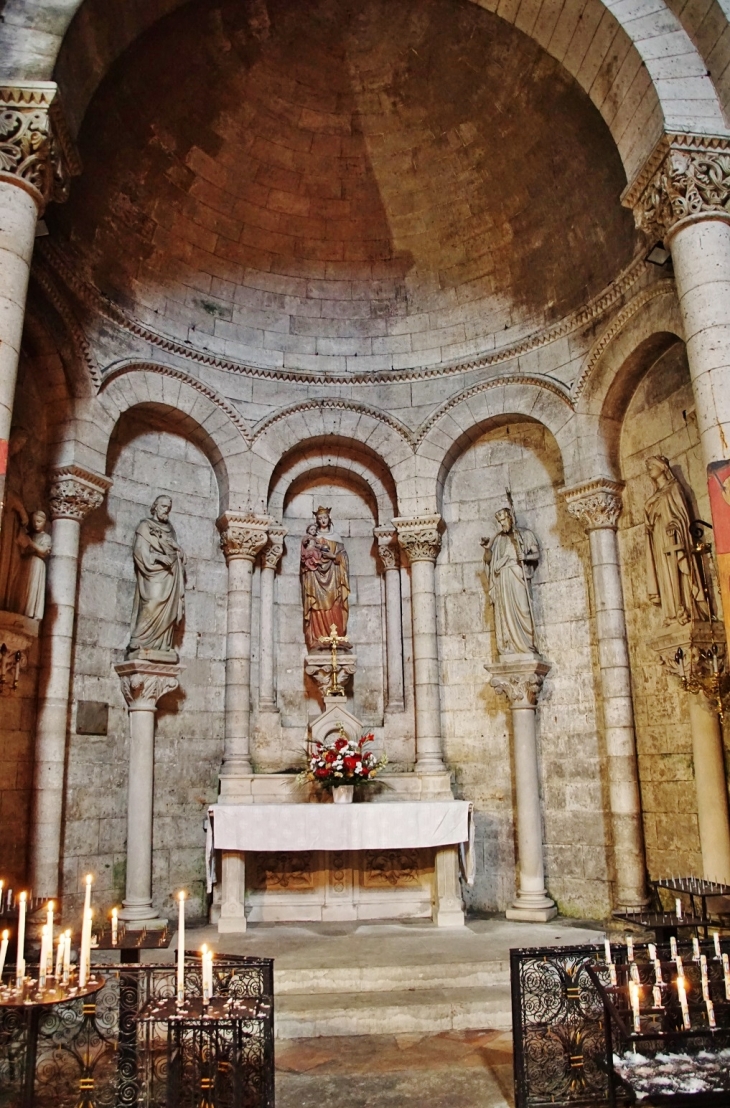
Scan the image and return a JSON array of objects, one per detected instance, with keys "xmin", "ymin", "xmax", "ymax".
[{"xmin": 275, "ymin": 1029, "xmax": 515, "ymax": 1108}]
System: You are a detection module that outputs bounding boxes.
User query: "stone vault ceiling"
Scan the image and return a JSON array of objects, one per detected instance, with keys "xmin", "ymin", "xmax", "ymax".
[{"xmin": 49, "ymin": 0, "xmax": 639, "ymax": 375}]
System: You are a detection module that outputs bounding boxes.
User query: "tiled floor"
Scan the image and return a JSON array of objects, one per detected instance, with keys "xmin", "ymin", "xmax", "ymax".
[{"xmin": 276, "ymin": 1029, "xmax": 515, "ymax": 1107}]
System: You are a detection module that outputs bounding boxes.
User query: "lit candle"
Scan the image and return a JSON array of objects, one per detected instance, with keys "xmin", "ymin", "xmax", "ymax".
[
  {"xmin": 654, "ymin": 959, "xmax": 663, "ymax": 985},
  {"xmin": 652, "ymin": 985, "xmax": 663, "ymax": 1009},
  {"xmin": 39, "ymin": 924, "xmax": 49, "ymax": 989},
  {"xmin": 714, "ymin": 932, "xmax": 722, "ymax": 959},
  {"xmin": 80, "ymin": 908, "xmax": 93, "ymax": 988},
  {"xmin": 62, "ymin": 930, "xmax": 71, "ymax": 985},
  {"xmin": 55, "ymin": 931, "xmax": 65, "ymax": 978},
  {"xmin": 706, "ymin": 997, "xmax": 716, "ymax": 1029},
  {"xmin": 677, "ymin": 976, "xmax": 691, "ymax": 1030},
  {"xmin": 177, "ymin": 892, "xmax": 185, "ymax": 1005},
  {"xmin": 609, "ymin": 964, "xmax": 617, "ymax": 986},
  {"xmin": 0, "ymin": 929, "xmax": 8, "ymax": 980},
  {"xmin": 629, "ymin": 980, "xmax": 641, "ymax": 1033},
  {"xmin": 723, "ymin": 952, "xmax": 730, "ymax": 1000},
  {"xmin": 111, "ymin": 908, "xmax": 118, "ymax": 947},
  {"xmin": 648, "ymin": 943, "xmax": 657, "ymax": 962},
  {"xmin": 692, "ymin": 936, "xmax": 700, "ymax": 961},
  {"xmin": 670, "ymin": 937, "xmax": 678, "ymax": 960},
  {"xmin": 675, "ymin": 898, "xmax": 683, "ymax": 920},
  {"xmin": 700, "ymin": 955, "xmax": 710, "ymax": 1000},
  {"xmin": 16, "ymin": 891, "xmax": 26, "ymax": 987},
  {"xmin": 201, "ymin": 945, "xmax": 210, "ymax": 1005},
  {"xmin": 630, "ymin": 962, "xmax": 640, "ymax": 984},
  {"xmin": 675, "ymin": 955, "xmax": 684, "ymax": 979},
  {"xmin": 626, "ymin": 935, "xmax": 634, "ymax": 962},
  {"xmin": 604, "ymin": 939, "xmax": 612, "ymax": 965}
]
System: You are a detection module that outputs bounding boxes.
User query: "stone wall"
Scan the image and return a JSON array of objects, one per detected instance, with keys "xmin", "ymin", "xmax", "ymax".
[
  {"xmin": 439, "ymin": 419, "xmax": 610, "ymax": 917},
  {"xmin": 618, "ymin": 342, "xmax": 725, "ymax": 879},
  {"xmin": 66, "ymin": 408, "xmax": 226, "ymax": 918}
]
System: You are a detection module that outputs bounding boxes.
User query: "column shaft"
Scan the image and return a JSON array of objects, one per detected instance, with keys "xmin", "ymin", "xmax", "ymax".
[
  {"xmin": 224, "ymin": 557, "xmax": 255, "ymax": 772},
  {"xmin": 384, "ymin": 566, "xmax": 405, "ymax": 710},
  {"xmin": 588, "ymin": 525, "xmax": 647, "ymax": 909},
  {"xmin": 29, "ymin": 516, "xmax": 81, "ymax": 897},
  {"xmin": 0, "ymin": 183, "xmax": 36, "ymax": 509},
  {"xmin": 122, "ymin": 707, "xmax": 157, "ymax": 917},
  {"xmin": 410, "ymin": 558, "xmax": 443, "ymax": 772},
  {"xmin": 511, "ymin": 705, "xmax": 549, "ymax": 903},
  {"xmin": 258, "ymin": 564, "xmax": 276, "ymax": 710},
  {"xmin": 687, "ymin": 694, "xmax": 730, "ymax": 882}
]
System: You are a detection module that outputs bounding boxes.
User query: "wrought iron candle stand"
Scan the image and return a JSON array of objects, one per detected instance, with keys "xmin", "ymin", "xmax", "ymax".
[
  {"xmin": 0, "ymin": 955, "xmax": 274, "ymax": 1107},
  {"xmin": 587, "ymin": 951, "xmax": 730, "ymax": 1106}
]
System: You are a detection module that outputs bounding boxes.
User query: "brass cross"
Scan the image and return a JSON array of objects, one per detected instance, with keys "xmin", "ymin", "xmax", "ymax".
[{"xmin": 318, "ymin": 624, "xmax": 347, "ymax": 697}]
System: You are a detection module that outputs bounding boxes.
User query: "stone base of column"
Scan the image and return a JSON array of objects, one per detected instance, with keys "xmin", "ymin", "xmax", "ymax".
[
  {"xmin": 118, "ymin": 902, "xmax": 168, "ymax": 926},
  {"xmin": 506, "ymin": 894, "xmax": 558, "ymax": 923},
  {"xmin": 417, "ymin": 769, "xmax": 454, "ymax": 800}
]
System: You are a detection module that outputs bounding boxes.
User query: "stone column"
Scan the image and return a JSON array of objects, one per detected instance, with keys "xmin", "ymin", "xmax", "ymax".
[
  {"xmin": 29, "ymin": 465, "xmax": 111, "ymax": 898},
  {"xmin": 393, "ymin": 515, "xmax": 445, "ymax": 774},
  {"xmin": 624, "ymin": 135, "xmax": 730, "ymax": 650},
  {"xmin": 564, "ymin": 480, "xmax": 648, "ymax": 910},
  {"xmin": 115, "ymin": 661, "xmax": 181, "ymax": 921},
  {"xmin": 258, "ymin": 525, "xmax": 287, "ymax": 712},
  {"xmin": 649, "ymin": 623, "xmax": 730, "ymax": 883},
  {"xmin": 217, "ymin": 513, "xmax": 270, "ymax": 777},
  {"xmin": 488, "ymin": 657, "xmax": 557, "ymax": 921},
  {"xmin": 374, "ymin": 526, "xmax": 405, "ymax": 712},
  {"xmin": 0, "ymin": 84, "xmax": 78, "ymax": 512}
]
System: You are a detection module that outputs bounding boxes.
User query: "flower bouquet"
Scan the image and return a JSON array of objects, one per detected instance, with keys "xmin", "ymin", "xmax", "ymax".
[{"xmin": 301, "ymin": 724, "xmax": 387, "ymax": 801}]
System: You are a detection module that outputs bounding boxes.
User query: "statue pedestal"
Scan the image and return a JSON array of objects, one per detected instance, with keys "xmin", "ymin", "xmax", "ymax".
[
  {"xmin": 487, "ymin": 655, "xmax": 557, "ymax": 922},
  {"xmin": 305, "ymin": 651, "xmax": 357, "ymax": 703},
  {"xmin": 115, "ymin": 660, "xmax": 182, "ymax": 922}
]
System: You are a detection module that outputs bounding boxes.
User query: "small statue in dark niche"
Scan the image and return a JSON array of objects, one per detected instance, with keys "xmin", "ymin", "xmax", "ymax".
[
  {"xmin": 0, "ymin": 429, "xmax": 30, "ymax": 611},
  {"xmin": 127, "ymin": 495, "xmax": 186, "ymax": 660},
  {"xmin": 481, "ymin": 506, "xmax": 540, "ymax": 656},
  {"xmin": 644, "ymin": 455, "xmax": 708, "ymax": 625},
  {"xmin": 13, "ymin": 510, "xmax": 52, "ymax": 620}
]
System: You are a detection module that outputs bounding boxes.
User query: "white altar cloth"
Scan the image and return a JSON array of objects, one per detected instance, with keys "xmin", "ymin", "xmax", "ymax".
[{"xmin": 206, "ymin": 800, "xmax": 472, "ymax": 890}]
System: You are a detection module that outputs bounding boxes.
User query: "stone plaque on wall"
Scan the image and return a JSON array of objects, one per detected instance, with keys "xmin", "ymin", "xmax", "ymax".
[{"xmin": 76, "ymin": 700, "xmax": 109, "ymax": 736}]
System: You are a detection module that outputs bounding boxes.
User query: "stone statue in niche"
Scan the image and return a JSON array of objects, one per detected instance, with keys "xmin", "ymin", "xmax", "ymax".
[
  {"xmin": 13, "ymin": 510, "xmax": 52, "ymax": 620},
  {"xmin": 0, "ymin": 429, "xmax": 30, "ymax": 611},
  {"xmin": 300, "ymin": 506, "xmax": 350, "ymax": 651},
  {"xmin": 126, "ymin": 495, "xmax": 186, "ymax": 661},
  {"xmin": 645, "ymin": 455, "xmax": 708, "ymax": 625},
  {"xmin": 481, "ymin": 506, "xmax": 540, "ymax": 656}
]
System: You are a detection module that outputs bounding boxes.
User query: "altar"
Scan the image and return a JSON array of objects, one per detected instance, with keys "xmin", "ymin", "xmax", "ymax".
[{"xmin": 208, "ymin": 792, "xmax": 472, "ymax": 932}]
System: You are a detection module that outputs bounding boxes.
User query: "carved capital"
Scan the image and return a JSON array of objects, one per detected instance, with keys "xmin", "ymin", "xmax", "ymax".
[
  {"xmin": 114, "ymin": 660, "xmax": 182, "ymax": 711},
  {"xmin": 374, "ymin": 526, "xmax": 400, "ymax": 571},
  {"xmin": 48, "ymin": 465, "xmax": 111, "ymax": 522},
  {"xmin": 622, "ymin": 133, "xmax": 730, "ymax": 242},
  {"xmin": 0, "ymin": 83, "xmax": 80, "ymax": 213},
  {"xmin": 563, "ymin": 479, "xmax": 624, "ymax": 531},
  {"xmin": 217, "ymin": 512, "xmax": 271, "ymax": 563},
  {"xmin": 393, "ymin": 514, "xmax": 442, "ymax": 563},
  {"xmin": 262, "ymin": 525, "xmax": 287, "ymax": 570},
  {"xmin": 487, "ymin": 658, "xmax": 550, "ymax": 708}
]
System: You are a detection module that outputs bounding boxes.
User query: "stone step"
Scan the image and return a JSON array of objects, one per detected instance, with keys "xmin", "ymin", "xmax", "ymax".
[
  {"xmin": 275, "ymin": 958, "xmax": 509, "ymax": 994},
  {"xmin": 274, "ymin": 984, "xmax": 513, "ymax": 1038}
]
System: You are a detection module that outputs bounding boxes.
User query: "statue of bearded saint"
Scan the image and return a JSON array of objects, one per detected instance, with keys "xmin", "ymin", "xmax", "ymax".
[
  {"xmin": 126, "ymin": 495, "xmax": 187, "ymax": 661},
  {"xmin": 300, "ymin": 506, "xmax": 351, "ymax": 651},
  {"xmin": 481, "ymin": 507, "xmax": 540, "ymax": 656},
  {"xmin": 644, "ymin": 455, "xmax": 708, "ymax": 625}
]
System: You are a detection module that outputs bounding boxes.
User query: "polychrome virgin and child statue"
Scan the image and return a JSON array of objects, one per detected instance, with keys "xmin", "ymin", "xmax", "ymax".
[{"xmin": 300, "ymin": 506, "xmax": 351, "ymax": 651}]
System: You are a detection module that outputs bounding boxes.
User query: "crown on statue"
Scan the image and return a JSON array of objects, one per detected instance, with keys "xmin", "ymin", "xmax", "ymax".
[{"xmin": 315, "ymin": 506, "xmax": 331, "ymax": 515}]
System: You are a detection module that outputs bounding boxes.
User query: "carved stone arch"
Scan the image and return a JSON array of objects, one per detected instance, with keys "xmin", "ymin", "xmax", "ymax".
[
  {"xmin": 570, "ymin": 283, "xmax": 684, "ymax": 483},
  {"xmin": 267, "ymin": 435, "xmax": 398, "ymax": 526},
  {"xmin": 250, "ymin": 402, "xmax": 412, "ymax": 514},
  {"xmin": 415, "ymin": 379, "xmax": 574, "ymax": 512},
  {"xmin": 98, "ymin": 363, "xmax": 251, "ymax": 513},
  {"xmin": 24, "ymin": 277, "xmax": 98, "ymax": 399},
  {"xmin": 1, "ymin": 0, "xmax": 724, "ymax": 190}
]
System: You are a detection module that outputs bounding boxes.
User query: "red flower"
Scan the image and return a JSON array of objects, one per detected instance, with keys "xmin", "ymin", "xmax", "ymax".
[
  {"xmin": 325, "ymin": 750, "xmax": 337, "ymax": 763},
  {"xmin": 314, "ymin": 767, "xmax": 329, "ymax": 778},
  {"xmin": 343, "ymin": 755, "xmax": 358, "ymax": 773},
  {"xmin": 334, "ymin": 737, "xmax": 348, "ymax": 751}
]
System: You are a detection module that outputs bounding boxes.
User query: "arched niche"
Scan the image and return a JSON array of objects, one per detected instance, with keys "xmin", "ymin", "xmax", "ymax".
[
  {"xmin": 616, "ymin": 339, "xmax": 717, "ymax": 882},
  {"xmin": 438, "ymin": 414, "xmax": 610, "ymax": 918},
  {"xmin": 68, "ymin": 402, "xmax": 228, "ymax": 920}
]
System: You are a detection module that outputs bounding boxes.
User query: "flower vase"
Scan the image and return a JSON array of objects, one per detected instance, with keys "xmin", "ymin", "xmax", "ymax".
[{"xmin": 333, "ymin": 785, "xmax": 354, "ymax": 804}]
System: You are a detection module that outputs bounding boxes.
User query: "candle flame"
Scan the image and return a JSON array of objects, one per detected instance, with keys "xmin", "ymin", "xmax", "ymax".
[
  {"xmin": 201, "ymin": 944, "xmax": 208, "ymax": 954},
  {"xmin": 48, "ymin": 901, "xmax": 54, "ymax": 911},
  {"xmin": 1, "ymin": 930, "xmax": 7, "ymax": 940},
  {"xmin": 19, "ymin": 891, "xmax": 26, "ymax": 902},
  {"xmin": 85, "ymin": 874, "xmax": 93, "ymax": 885},
  {"xmin": 178, "ymin": 890, "xmax": 185, "ymax": 901}
]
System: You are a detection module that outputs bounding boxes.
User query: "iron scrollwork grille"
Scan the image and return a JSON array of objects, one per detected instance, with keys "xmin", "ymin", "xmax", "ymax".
[
  {"xmin": 0, "ymin": 954, "xmax": 274, "ymax": 1107},
  {"xmin": 511, "ymin": 943, "xmax": 626, "ymax": 1108}
]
